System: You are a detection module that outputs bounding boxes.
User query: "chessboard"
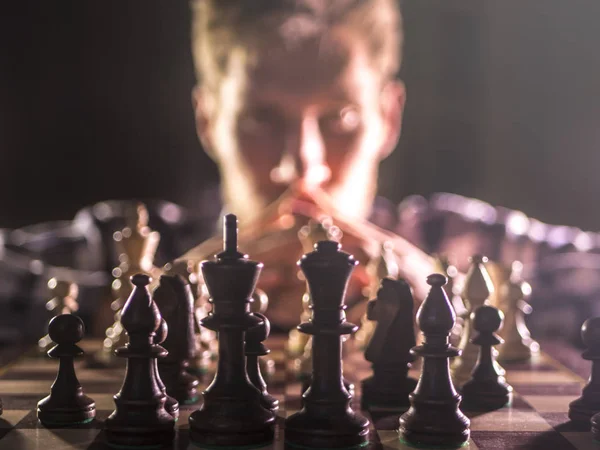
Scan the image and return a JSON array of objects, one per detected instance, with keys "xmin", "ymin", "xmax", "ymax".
[{"xmin": 0, "ymin": 335, "xmax": 595, "ymax": 450}]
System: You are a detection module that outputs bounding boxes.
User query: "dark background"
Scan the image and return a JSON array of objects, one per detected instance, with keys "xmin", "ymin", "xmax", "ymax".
[{"xmin": 1, "ymin": 1, "xmax": 599, "ymax": 230}]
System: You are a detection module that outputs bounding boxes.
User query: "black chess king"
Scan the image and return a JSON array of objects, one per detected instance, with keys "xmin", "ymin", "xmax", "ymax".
[{"xmin": 188, "ymin": 214, "xmax": 276, "ymax": 447}]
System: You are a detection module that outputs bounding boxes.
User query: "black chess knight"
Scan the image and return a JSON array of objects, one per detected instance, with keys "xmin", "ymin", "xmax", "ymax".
[{"xmin": 361, "ymin": 277, "xmax": 417, "ymax": 412}]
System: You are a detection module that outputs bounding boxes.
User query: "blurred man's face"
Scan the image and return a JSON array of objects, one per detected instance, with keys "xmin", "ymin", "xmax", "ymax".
[{"xmin": 194, "ymin": 30, "xmax": 405, "ymax": 223}]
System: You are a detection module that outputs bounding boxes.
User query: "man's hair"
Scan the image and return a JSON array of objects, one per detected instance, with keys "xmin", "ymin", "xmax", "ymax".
[{"xmin": 191, "ymin": 0, "xmax": 403, "ymax": 91}]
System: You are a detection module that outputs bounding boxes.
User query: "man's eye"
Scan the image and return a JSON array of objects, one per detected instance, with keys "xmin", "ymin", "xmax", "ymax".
[
  {"xmin": 238, "ymin": 109, "xmax": 282, "ymax": 134},
  {"xmin": 321, "ymin": 107, "xmax": 361, "ymax": 135}
]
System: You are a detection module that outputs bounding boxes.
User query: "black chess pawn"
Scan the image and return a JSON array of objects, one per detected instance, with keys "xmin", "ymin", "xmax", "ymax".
[
  {"xmin": 361, "ymin": 278, "xmax": 418, "ymax": 412},
  {"xmin": 569, "ymin": 317, "xmax": 600, "ymax": 426},
  {"xmin": 153, "ymin": 274, "xmax": 200, "ymax": 404},
  {"xmin": 246, "ymin": 313, "xmax": 279, "ymax": 411},
  {"xmin": 399, "ymin": 274, "xmax": 470, "ymax": 448},
  {"xmin": 154, "ymin": 318, "xmax": 180, "ymax": 420},
  {"xmin": 37, "ymin": 314, "xmax": 96, "ymax": 427},
  {"xmin": 189, "ymin": 215, "xmax": 275, "ymax": 448},
  {"xmin": 285, "ymin": 241, "xmax": 370, "ymax": 449},
  {"xmin": 461, "ymin": 305, "xmax": 513, "ymax": 410},
  {"xmin": 104, "ymin": 274, "xmax": 175, "ymax": 448}
]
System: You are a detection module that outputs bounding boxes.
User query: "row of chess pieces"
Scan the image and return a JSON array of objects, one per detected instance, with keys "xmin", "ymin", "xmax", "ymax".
[
  {"xmin": 38, "ymin": 202, "xmax": 541, "ymax": 384},
  {"xmin": 20, "ymin": 216, "xmax": 518, "ymax": 448},
  {"xmin": 21, "ymin": 213, "xmax": 600, "ymax": 448}
]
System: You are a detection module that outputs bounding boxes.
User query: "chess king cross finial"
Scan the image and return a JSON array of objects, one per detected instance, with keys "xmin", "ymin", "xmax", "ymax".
[{"xmin": 219, "ymin": 214, "xmax": 245, "ymax": 260}]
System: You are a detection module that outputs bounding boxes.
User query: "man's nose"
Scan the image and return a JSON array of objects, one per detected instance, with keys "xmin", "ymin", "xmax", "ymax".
[{"xmin": 270, "ymin": 118, "xmax": 331, "ymax": 188}]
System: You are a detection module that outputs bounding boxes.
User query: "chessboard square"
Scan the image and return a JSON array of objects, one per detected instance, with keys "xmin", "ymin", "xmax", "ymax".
[
  {"xmin": 88, "ymin": 394, "xmax": 114, "ymax": 410},
  {"xmin": 379, "ymin": 431, "xmax": 479, "ymax": 450},
  {"xmin": 285, "ymin": 382, "xmax": 302, "ymax": 398},
  {"xmin": 280, "ymin": 408, "xmax": 300, "ymax": 419},
  {"xmin": 469, "ymin": 409, "xmax": 552, "ymax": 432},
  {"xmin": 0, "ymin": 427, "xmax": 102, "ymax": 449},
  {"xmin": 510, "ymin": 382, "xmax": 583, "ymax": 396},
  {"xmin": 78, "ymin": 339, "xmax": 103, "ymax": 354},
  {"xmin": 506, "ymin": 370, "xmax": 579, "ymax": 385},
  {"xmin": 0, "ymin": 410, "xmax": 30, "ymax": 428},
  {"xmin": 4, "ymin": 358, "xmax": 57, "ymax": 373},
  {"xmin": 471, "ymin": 430, "xmax": 575, "ymax": 450},
  {"xmin": 177, "ymin": 410, "xmax": 192, "ymax": 428},
  {"xmin": 0, "ymin": 380, "xmax": 52, "ymax": 395},
  {"xmin": 539, "ymin": 413, "xmax": 582, "ymax": 430},
  {"xmin": 561, "ymin": 431, "xmax": 600, "ymax": 450},
  {"xmin": 72, "ymin": 368, "xmax": 124, "ymax": 384},
  {"xmin": 522, "ymin": 395, "xmax": 580, "ymax": 413}
]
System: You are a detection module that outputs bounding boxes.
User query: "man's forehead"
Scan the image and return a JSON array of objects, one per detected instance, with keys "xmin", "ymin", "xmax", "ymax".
[{"xmin": 238, "ymin": 35, "xmax": 375, "ymax": 106}]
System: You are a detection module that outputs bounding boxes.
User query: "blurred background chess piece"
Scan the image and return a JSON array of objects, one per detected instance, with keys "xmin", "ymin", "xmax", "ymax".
[
  {"xmin": 491, "ymin": 261, "xmax": 540, "ymax": 362},
  {"xmin": 37, "ymin": 278, "xmax": 79, "ymax": 353},
  {"xmin": 94, "ymin": 203, "xmax": 160, "ymax": 366}
]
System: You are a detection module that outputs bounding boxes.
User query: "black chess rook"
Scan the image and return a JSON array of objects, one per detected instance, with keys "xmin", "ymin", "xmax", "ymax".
[
  {"xmin": 285, "ymin": 240, "xmax": 370, "ymax": 449},
  {"xmin": 37, "ymin": 314, "xmax": 96, "ymax": 427},
  {"xmin": 399, "ymin": 273, "xmax": 470, "ymax": 447},
  {"xmin": 103, "ymin": 274, "xmax": 175, "ymax": 448},
  {"xmin": 188, "ymin": 214, "xmax": 275, "ymax": 447}
]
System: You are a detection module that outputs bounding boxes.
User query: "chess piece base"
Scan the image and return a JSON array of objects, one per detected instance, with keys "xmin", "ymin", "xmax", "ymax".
[
  {"xmin": 461, "ymin": 380, "xmax": 512, "ymax": 411},
  {"xmin": 361, "ymin": 375, "xmax": 417, "ymax": 412},
  {"xmin": 285, "ymin": 409, "xmax": 369, "ymax": 449},
  {"xmin": 165, "ymin": 396, "xmax": 179, "ymax": 420},
  {"xmin": 260, "ymin": 392, "xmax": 279, "ymax": 411},
  {"xmin": 568, "ymin": 397, "xmax": 600, "ymax": 426},
  {"xmin": 189, "ymin": 404, "xmax": 275, "ymax": 448},
  {"xmin": 104, "ymin": 411, "xmax": 175, "ymax": 449},
  {"xmin": 497, "ymin": 340, "xmax": 540, "ymax": 363},
  {"xmin": 399, "ymin": 397, "xmax": 470, "ymax": 448},
  {"xmin": 159, "ymin": 363, "xmax": 200, "ymax": 405},
  {"xmin": 37, "ymin": 394, "xmax": 96, "ymax": 427}
]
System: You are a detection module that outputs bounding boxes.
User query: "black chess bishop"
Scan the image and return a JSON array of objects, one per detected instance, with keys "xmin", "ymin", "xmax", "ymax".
[
  {"xmin": 398, "ymin": 274, "xmax": 470, "ymax": 448},
  {"xmin": 104, "ymin": 274, "xmax": 175, "ymax": 448}
]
